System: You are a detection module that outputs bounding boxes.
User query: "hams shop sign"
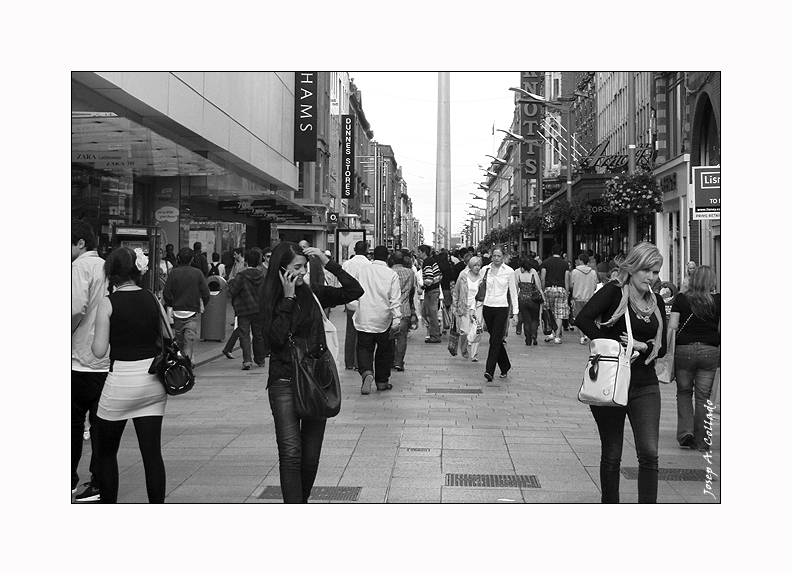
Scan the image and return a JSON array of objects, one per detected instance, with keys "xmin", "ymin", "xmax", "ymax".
[{"xmin": 294, "ymin": 72, "xmax": 317, "ymax": 162}]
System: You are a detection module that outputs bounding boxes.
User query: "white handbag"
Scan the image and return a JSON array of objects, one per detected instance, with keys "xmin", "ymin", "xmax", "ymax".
[
  {"xmin": 312, "ymin": 293, "xmax": 339, "ymax": 363},
  {"xmin": 578, "ymin": 309, "xmax": 633, "ymax": 407}
]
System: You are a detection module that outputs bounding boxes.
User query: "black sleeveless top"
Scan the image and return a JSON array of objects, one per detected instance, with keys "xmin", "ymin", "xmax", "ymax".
[{"xmin": 108, "ymin": 289, "xmax": 161, "ymax": 361}]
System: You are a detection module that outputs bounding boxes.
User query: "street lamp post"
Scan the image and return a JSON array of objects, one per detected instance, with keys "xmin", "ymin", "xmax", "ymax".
[{"xmin": 627, "ymin": 72, "xmax": 638, "ymax": 247}]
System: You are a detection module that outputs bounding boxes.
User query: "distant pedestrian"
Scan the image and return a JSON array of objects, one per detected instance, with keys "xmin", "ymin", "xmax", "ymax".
[
  {"xmin": 670, "ymin": 265, "xmax": 720, "ymax": 452},
  {"xmin": 480, "ymin": 245, "xmax": 519, "ymax": 381},
  {"xmin": 227, "ymin": 247, "xmax": 245, "ymax": 281},
  {"xmin": 164, "ymin": 244, "xmax": 177, "ymax": 269},
  {"xmin": 416, "ymin": 244, "xmax": 442, "ymax": 343},
  {"xmin": 540, "ymin": 244, "xmax": 571, "ymax": 344},
  {"xmin": 91, "ymin": 247, "xmax": 167, "ymax": 503},
  {"xmin": 452, "ymin": 255, "xmax": 485, "ymax": 362},
  {"xmin": 570, "ymin": 253, "xmax": 599, "ymax": 345},
  {"xmin": 437, "ymin": 250, "xmax": 454, "ymax": 333},
  {"xmin": 680, "ymin": 260, "xmax": 697, "ymax": 293},
  {"xmin": 515, "ymin": 257, "xmax": 543, "ymax": 346},
  {"xmin": 261, "ymin": 243, "xmax": 362, "ymax": 503},
  {"xmin": 352, "ymin": 245, "xmax": 402, "ymax": 394},
  {"xmin": 341, "ymin": 240, "xmax": 371, "ymax": 370},
  {"xmin": 191, "ymin": 242, "xmax": 209, "ymax": 277},
  {"xmin": 390, "ymin": 250, "xmax": 415, "ymax": 372},
  {"xmin": 576, "ymin": 241, "xmax": 668, "ymax": 503},
  {"xmin": 71, "ymin": 219, "xmax": 110, "ymax": 502},
  {"xmin": 227, "ymin": 249, "xmax": 267, "ymax": 370},
  {"xmin": 208, "ymin": 252, "xmax": 224, "ymax": 277},
  {"xmin": 163, "ymin": 247, "xmax": 210, "ymax": 366}
]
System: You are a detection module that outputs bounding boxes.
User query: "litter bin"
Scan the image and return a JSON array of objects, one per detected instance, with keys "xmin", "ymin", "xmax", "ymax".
[{"xmin": 201, "ymin": 275, "xmax": 228, "ymax": 341}]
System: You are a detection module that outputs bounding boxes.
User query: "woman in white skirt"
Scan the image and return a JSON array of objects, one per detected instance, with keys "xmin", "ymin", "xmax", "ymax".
[
  {"xmin": 92, "ymin": 247, "xmax": 167, "ymax": 503},
  {"xmin": 451, "ymin": 256, "xmax": 485, "ymax": 362}
]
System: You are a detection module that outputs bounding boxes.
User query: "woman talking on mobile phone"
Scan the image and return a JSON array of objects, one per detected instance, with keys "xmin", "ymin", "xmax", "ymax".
[{"xmin": 260, "ymin": 242, "xmax": 363, "ymax": 503}]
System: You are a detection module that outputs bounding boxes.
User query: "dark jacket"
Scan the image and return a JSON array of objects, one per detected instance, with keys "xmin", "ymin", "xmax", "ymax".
[
  {"xmin": 267, "ymin": 261, "xmax": 363, "ymax": 383},
  {"xmin": 163, "ymin": 265, "xmax": 210, "ymax": 312},
  {"xmin": 191, "ymin": 252, "xmax": 209, "ymax": 277},
  {"xmin": 228, "ymin": 268, "xmax": 265, "ymax": 316},
  {"xmin": 575, "ymin": 281, "xmax": 667, "ymax": 386}
]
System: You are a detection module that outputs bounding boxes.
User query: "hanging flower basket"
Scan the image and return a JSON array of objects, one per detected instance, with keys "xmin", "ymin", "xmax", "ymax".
[{"xmin": 602, "ymin": 172, "xmax": 663, "ymax": 215}]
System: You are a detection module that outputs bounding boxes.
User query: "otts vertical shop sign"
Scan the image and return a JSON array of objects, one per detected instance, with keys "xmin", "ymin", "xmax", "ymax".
[
  {"xmin": 519, "ymin": 71, "xmax": 543, "ymax": 186},
  {"xmin": 294, "ymin": 72, "xmax": 317, "ymax": 162},
  {"xmin": 341, "ymin": 114, "xmax": 355, "ymax": 198}
]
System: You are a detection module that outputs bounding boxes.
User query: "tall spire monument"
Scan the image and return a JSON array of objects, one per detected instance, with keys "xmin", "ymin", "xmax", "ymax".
[{"xmin": 435, "ymin": 72, "xmax": 451, "ymax": 250}]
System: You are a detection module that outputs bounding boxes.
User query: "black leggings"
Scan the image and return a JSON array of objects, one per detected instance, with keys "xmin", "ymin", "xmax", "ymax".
[{"xmin": 95, "ymin": 415, "xmax": 166, "ymax": 503}]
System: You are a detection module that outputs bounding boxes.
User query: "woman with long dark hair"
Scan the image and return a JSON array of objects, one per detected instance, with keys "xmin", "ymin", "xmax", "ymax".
[
  {"xmin": 480, "ymin": 245, "xmax": 519, "ymax": 381},
  {"xmin": 515, "ymin": 257, "xmax": 543, "ymax": 346},
  {"xmin": 260, "ymin": 242, "xmax": 363, "ymax": 503},
  {"xmin": 92, "ymin": 247, "xmax": 167, "ymax": 503},
  {"xmin": 576, "ymin": 242, "xmax": 668, "ymax": 503},
  {"xmin": 670, "ymin": 265, "xmax": 720, "ymax": 451}
]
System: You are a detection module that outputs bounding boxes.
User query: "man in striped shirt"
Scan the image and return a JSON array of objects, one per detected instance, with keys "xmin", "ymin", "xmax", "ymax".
[{"xmin": 417, "ymin": 244, "xmax": 442, "ymax": 343}]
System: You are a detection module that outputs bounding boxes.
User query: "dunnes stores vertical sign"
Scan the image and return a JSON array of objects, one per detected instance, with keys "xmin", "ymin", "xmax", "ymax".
[
  {"xmin": 519, "ymin": 72, "xmax": 543, "ymax": 177},
  {"xmin": 294, "ymin": 72, "xmax": 317, "ymax": 162},
  {"xmin": 341, "ymin": 114, "xmax": 355, "ymax": 199}
]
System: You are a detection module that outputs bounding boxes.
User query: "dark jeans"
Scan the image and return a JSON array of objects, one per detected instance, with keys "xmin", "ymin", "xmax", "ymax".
[
  {"xmin": 392, "ymin": 316, "xmax": 412, "ymax": 368},
  {"xmin": 222, "ymin": 326, "xmax": 241, "ymax": 354},
  {"xmin": 675, "ymin": 342, "xmax": 720, "ymax": 450},
  {"xmin": 71, "ymin": 370, "xmax": 107, "ymax": 489},
  {"xmin": 423, "ymin": 289, "xmax": 441, "ymax": 339},
  {"xmin": 344, "ymin": 309, "xmax": 357, "ymax": 369},
  {"xmin": 95, "ymin": 415, "xmax": 166, "ymax": 503},
  {"xmin": 517, "ymin": 299, "xmax": 540, "ymax": 343},
  {"xmin": 482, "ymin": 305, "xmax": 511, "ymax": 377},
  {"xmin": 268, "ymin": 378, "xmax": 327, "ymax": 503},
  {"xmin": 237, "ymin": 313, "xmax": 267, "ymax": 365},
  {"xmin": 590, "ymin": 384, "xmax": 661, "ymax": 503},
  {"xmin": 356, "ymin": 329, "xmax": 393, "ymax": 384}
]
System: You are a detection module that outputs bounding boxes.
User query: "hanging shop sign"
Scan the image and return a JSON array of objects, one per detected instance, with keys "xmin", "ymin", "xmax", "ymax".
[
  {"xmin": 519, "ymin": 71, "xmax": 543, "ymax": 178},
  {"xmin": 341, "ymin": 114, "xmax": 355, "ymax": 198},
  {"xmin": 580, "ymin": 139, "xmax": 654, "ymax": 173},
  {"xmin": 294, "ymin": 72, "xmax": 317, "ymax": 162},
  {"xmin": 691, "ymin": 166, "xmax": 720, "ymax": 220}
]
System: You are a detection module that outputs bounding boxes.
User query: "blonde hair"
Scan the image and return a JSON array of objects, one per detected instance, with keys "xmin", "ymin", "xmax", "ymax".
[
  {"xmin": 614, "ymin": 242, "xmax": 663, "ymax": 286},
  {"xmin": 468, "ymin": 256, "xmax": 482, "ymax": 269}
]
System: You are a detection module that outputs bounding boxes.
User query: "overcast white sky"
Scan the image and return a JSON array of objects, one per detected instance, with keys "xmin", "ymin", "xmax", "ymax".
[{"xmin": 349, "ymin": 72, "xmax": 520, "ymax": 241}]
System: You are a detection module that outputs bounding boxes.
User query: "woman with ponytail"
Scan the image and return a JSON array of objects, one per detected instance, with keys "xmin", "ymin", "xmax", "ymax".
[{"xmin": 576, "ymin": 242, "xmax": 668, "ymax": 503}]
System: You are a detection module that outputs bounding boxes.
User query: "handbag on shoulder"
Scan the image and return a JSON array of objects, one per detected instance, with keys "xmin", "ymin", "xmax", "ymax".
[
  {"xmin": 147, "ymin": 291, "xmax": 195, "ymax": 396},
  {"xmin": 289, "ymin": 294, "xmax": 342, "ymax": 420},
  {"xmin": 474, "ymin": 269, "xmax": 489, "ymax": 302},
  {"xmin": 578, "ymin": 308, "xmax": 633, "ymax": 407}
]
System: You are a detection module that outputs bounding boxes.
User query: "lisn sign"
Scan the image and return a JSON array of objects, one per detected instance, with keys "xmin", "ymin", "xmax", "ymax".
[{"xmin": 691, "ymin": 166, "xmax": 720, "ymax": 220}]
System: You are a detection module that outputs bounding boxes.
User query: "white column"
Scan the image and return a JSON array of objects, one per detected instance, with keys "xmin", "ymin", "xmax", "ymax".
[{"xmin": 436, "ymin": 72, "xmax": 451, "ymax": 250}]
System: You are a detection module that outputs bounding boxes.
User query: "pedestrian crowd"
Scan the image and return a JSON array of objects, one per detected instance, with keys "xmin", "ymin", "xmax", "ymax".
[{"xmin": 72, "ymin": 217, "xmax": 719, "ymax": 504}]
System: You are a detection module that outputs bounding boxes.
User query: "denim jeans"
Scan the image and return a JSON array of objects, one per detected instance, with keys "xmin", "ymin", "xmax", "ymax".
[
  {"xmin": 222, "ymin": 325, "xmax": 241, "ymax": 354},
  {"xmin": 356, "ymin": 329, "xmax": 393, "ymax": 385},
  {"xmin": 423, "ymin": 289, "xmax": 441, "ymax": 339},
  {"xmin": 590, "ymin": 384, "xmax": 661, "ymax": 503},
  {"xmin": 344, "ymin": 309, "xmax": 357, "ymax": 369},
  {"xmin": 173, "ymin": 313, "xmax": 200, "ymax": 361},
  {"xmin": 237, "ymin": 313, "xmax": 266, "ymax": 365},
  {"xmin": 392, "ymin": 316, "xmax": 412, "ymax": 368},
  {"xmin": 675, "ymin": 342, "xmax": 720, "ymax": 450},
  {"xmin": 71, "ymin": 370, "xmax": 107, "ymax": 489},
  {"xmin": 267, "ymin": 378, "xmax": 327, "ymax": 503},
  {"xmin": 517, "ymin": 299, "xmax": 540, "ymax": 343},
  {"xmin": 482, "ymin": 306, "xmax": 511, "ymax": 377}
]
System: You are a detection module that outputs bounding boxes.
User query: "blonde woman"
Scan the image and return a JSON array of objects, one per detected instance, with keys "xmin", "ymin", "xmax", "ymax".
[
  {"xmin": 451, "ymin": 256, "xmax": 484, "ymax": 362},
  {"xmin": 576, "ymin": 242, "xmax": 668, "ymax": 503}
]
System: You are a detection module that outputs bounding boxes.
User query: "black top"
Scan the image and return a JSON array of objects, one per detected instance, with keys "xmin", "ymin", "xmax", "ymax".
[
  {"xmin": 266, "ymin": 261, "xmax": 363, "ymax": 383},
  {"xmin": 671, "ymin": 292, "xmax": 721, "ymax": 347},
  {"xmin": 108, "ymin": 289, "xmax": 161, "ymax": 361},
  {"xmin": 575, "ymin": 281, "xmax": 668, "ymax": 386},
  {"xmin": 541, "ymin": 256, "xmax": 569, "ymax": 288}
]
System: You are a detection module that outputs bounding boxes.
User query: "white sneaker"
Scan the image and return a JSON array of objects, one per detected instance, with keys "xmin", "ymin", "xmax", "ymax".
[
  {"xmin": 554, "ymin": 337, "xmax": 562, "ymax": 344},
  {"xmin": 580, "ymin": 336, "xmax": 588, "ymax": 345},
  {"xmin": 544, "ymin": 335, "xmax": 555, "ymax": 342}
]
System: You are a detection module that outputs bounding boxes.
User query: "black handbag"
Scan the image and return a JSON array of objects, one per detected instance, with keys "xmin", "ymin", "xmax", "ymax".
[
  {"xmin": 289, "ymin": 335, "xmax": 342, "ymax": 420},
  {"xmin": 148, "ymin": 292, "xmax": 196, "ymax": 395},
  {"xmin": 541, "ymin": 306, "xmax": 556, "ymax": 335},
  {"xmin": 530, "ymin": 276, "xmax": 544, "ymax": 303},
  {"xmin": 474, "ymin": 269, "xmax": 489, "ymax": 302},
  {"xmin": 447, "ymin": 315, "xmax": 459, "ymax": 356}
]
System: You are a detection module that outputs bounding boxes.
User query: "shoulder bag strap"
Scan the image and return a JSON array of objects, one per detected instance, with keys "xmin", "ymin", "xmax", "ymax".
[
  {"xmin": 678, "ymin": 312, "xmax": 694, "ymax": 334},
  {"xmin": 148, "ymin": 289, "xmax": 175, "ymax": 342}
]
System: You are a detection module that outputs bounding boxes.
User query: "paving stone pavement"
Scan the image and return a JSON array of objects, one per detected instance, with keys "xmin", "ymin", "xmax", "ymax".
[{"xmin": 74, "ymin": 301, "xmax": 721, "ymax": 504}]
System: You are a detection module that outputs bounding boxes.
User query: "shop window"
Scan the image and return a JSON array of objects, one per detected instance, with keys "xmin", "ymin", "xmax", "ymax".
[{"xmin": 667, "ymin": 77, "xmax": 684, "ymax": 158}]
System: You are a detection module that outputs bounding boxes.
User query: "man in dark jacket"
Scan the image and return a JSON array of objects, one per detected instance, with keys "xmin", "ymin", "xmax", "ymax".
[
  {"xmin": 191, "ymin": 241, "xmax": 209, "ymax": 277},
  {"xmin": 228, "ymin": 249, "xmax": 267, "ymax": 370},
  {"xmin": 163, "ymin": 247, "xmax": 211, "ymax": 366}
]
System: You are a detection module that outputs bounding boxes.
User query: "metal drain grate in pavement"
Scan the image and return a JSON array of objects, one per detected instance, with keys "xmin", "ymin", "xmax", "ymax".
[
  {"xmin": 407, "ymin": 448, "xmax": 430, "ymax": 452},
  {"xmin": 445, "ymin": 473, "xmax": 541, "ymax": 488},
  {"xmin": 621, "ymin": 468, "xmax": 718, "ymax": 482},
  {"xmin": 427, "ymin": 388, "xmax": 482, "ymax": 394},
  {"xmin": 258, "ymin": 486, "xmax": 362, "ymax": 501}
]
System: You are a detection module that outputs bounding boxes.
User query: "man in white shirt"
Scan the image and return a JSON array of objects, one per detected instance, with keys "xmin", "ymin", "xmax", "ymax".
[
  {"xmin": 352, "ymin": 245, "xmax": 401, "ymax": 395},
  {"xmin": 71, "ymin": 219, "xmax": 110, "ymax": 502},
  {"xmin": 341, "ymin": 241, "xmax": 371, "ymax": 370}
]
